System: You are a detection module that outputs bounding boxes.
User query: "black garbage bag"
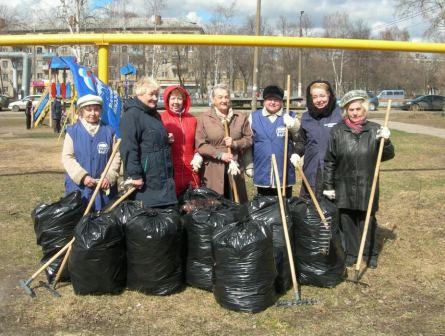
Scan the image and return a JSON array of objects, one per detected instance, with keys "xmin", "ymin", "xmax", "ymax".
[
  {"xmin": 212, "ymin": 218, "xmax": 277, "ymax": 313},
  {"xmin": 181, "ymin": 188, "xmax": 246, "ymax": 290},
  {"xmin": 69, "ymin": 212, "xmax": 126, "ymax": 295},
  {"xmin": 109, "ymin": 200, "xmax": 145, "ymax": 226},
  {"xmin": 248, "ymin": 195, "xmax": 293, "ymax": 294},
  {"xmin": 288, "ymin": 197, "xmax": 346, "ymax": 288},
  {"xmin": 125, "ymin": 205, "xmax": 184, "ymax": 295},
  {"xmin": 32, "ymin": 191, "xmax": 84, "ymax": 283}
]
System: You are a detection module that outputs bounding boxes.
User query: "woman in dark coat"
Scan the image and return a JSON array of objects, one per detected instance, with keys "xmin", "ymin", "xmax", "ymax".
[
  {"xmin": 323, "ymin": 90, "xmax": 395, "ymax": 268},
  {"xmin": 294, "ymin": 80, "xmax": 342, "ymax": 198},
  {"xmin": 120, "ymin": 77, "xmax": 177, "ymax": 208}
]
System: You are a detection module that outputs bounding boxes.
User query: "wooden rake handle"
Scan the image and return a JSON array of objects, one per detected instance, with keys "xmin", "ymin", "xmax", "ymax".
[
  {"xmin": 223, "ymin": 120, "xmax": 240, "ymax": 203},
  {"xmin": 296, "ymin": 164, "xmax": 328, "ymax": 227},
  {"xmin": 354, "ymin": 100, "xmax": 392, "ymax": 280},
  {"xmin": 271, "ymin": 154, "xmax": 299, "ymax": 295},
  {"xmin": 282, "ymin": 74, "xmax": 291, "ymax": 197}
]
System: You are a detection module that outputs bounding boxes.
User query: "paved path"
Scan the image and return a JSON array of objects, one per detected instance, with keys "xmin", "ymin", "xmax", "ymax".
[{"xmin": 370, "ymin": 119, "xmax": 445, "ymax": 139}]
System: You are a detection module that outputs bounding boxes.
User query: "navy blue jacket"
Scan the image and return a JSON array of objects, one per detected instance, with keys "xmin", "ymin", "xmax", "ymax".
[
  {"xmin": 294, "ymin": 106, "xmax": 342, "ymax": 196},
  {"xmin": 120, "ymin": 97, "xmax": 177, "ymax": 207}
]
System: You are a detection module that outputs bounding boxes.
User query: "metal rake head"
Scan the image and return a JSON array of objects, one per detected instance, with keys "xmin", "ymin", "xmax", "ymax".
[{"xmin": 276, "ymin": 292, "xmax": 319, "ymax": 306}]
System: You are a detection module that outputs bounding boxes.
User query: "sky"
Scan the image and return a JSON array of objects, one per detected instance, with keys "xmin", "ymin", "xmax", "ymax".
[{"xmin": 4, "ymin": 0, "xmax": 432, "ymax": 41}]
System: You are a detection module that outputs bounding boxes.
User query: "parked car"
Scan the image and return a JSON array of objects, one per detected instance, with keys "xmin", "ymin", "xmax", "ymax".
[
  {"xmin": 8, "ymin": 95, "xmax": 42, "ymax": 112},
  {"xmin": 377, "ymin": 89, "xmax": 405, "ymax": 107},
  {"xmin": 0, "ymin": 94, "xmax": 10, "ymax": 110},
  {"xmin": 367, "ymin": 91, "xmax": 379, "ymax": 111},
  {"xmin": 401, "ymin": 95, "xmax": 445, "ymax": 111}
]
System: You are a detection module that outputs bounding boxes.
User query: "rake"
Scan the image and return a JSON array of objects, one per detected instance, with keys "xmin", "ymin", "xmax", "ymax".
[
  {"xmin": 353, "ymin": 101, "xmax": 392, "ymax": 283},
  {"xmin": 271, "ymin": 154, "xmax": 317, "ymax": 306},
  {"xmin": 19, "ymin": 139, "xmax": 126, "ymax": 297}
]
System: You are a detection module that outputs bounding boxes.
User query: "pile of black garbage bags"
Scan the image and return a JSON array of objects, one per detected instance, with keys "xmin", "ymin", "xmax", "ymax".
[{"xmin": 32, "ymin": 188, "xmax": 346, "ymax": 314}]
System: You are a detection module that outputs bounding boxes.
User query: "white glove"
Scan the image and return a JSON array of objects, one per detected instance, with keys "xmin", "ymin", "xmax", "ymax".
[
  {"xmin": 376, "ymin": 126, "xmax": 390, "ymax": 140},
  {"xmin": 323, "ymin": 190, "xmax": 336, "ymax": 200},
  {"xmin": 283, "ymin": 113, "xmax": 300, "ymax": 129},
  {"xmin": 245, "ymin": 168, "xmax": 253, "ymax": 178},
  {"xmin": 227, "ymin": 160, "xmax": 240, "ymax": 176},
  {"xmin": 290, "ymin": 154, "xmax": 302, "ymax": 168},
  {"xmin": 190, "ymin": 153, "xmax": 203, "ymax": 172}
]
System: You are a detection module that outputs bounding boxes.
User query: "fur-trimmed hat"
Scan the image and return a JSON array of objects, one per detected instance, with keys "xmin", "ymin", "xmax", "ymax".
[
  {"xmin": 339, "ymin": 90, "xmax": 368, "ymax": 108},
  {"xmin": 263, "ymin": 85, "xmax": 284, "ymax": 100},
  {"xmin": 77, "ymin": 94, "xmax": 103, "ymax": 109}
]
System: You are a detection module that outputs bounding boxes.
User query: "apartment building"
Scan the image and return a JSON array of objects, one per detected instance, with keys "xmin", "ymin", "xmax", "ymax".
[{"xmin": 0, "ymin": 16, "xmax": 204, "ymax": 98}]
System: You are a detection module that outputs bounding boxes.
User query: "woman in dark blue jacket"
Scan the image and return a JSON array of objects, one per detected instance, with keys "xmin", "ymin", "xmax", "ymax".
[
  {"xmin": 323, "ymin": 90, "xmax": 394, "ymax": 268},
  {"xmin": 120, "ymin": 77, "xmax": 177, "ymax": 208},
  {"xmin": 294, "ymin": 80, "xmax": 342, "ymax": 198}
]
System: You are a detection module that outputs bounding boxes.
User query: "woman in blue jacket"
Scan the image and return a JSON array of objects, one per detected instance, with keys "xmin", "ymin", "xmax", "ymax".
[
  {"xmin": 62, "ymin": 94, "xmax": 121, "ymax": 211},
  {"xmin": 294, "ymin": 80, "xmax": 342, "ymax": 198}
]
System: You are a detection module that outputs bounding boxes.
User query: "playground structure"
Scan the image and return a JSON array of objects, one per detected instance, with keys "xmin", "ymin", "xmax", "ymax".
[{"xmin": 32, "ymin": 57, "xmax": 76, "ymax": 129}]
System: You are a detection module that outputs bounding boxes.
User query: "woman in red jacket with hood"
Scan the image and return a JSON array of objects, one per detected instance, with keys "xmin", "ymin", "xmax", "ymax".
[{"xmin": 161, "ymin": 85, "xmax": 201, "ymax": 196}]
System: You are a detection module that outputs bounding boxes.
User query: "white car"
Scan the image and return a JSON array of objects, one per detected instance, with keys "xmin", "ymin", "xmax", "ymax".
[{"xmin": 8, "ymin": 95, "xmax": 42, "ymax": 112}]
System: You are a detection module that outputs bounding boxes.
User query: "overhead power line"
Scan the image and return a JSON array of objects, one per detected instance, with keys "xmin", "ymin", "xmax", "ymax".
[{"xmin": 373, "ymin": 4, "xmax": 440, "ymax": 31}]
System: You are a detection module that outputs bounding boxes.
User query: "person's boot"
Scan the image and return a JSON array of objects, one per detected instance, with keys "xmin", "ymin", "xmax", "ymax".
[
  {"xmin": 367, "ymin": 255, "xmax": 378, "ymax": 269},
  {"xmin": 345, "ymin": 255, "xmax": 356, "ymax": 267}
]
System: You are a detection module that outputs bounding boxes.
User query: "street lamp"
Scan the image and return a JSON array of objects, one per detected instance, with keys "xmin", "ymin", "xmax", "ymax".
[{"xmin": 297, "ymin": 10, "xmax": 304, "ymax": 98}]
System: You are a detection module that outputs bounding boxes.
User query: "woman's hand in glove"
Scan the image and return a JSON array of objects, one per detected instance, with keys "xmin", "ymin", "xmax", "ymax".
[
  {"xmin": 376, "ymin": 126, "xmax": 390, "ymax": 140},
  {"xmin": 190, "ymin": 153, "xmax": 203, "ymax": 172},
  {"xmin": 323, "ymin": 190, "xmax": 336, "ymax": 200},
  {"xmin": 290, "ymin": 154, "xmax": 302, "ymax": 167}
]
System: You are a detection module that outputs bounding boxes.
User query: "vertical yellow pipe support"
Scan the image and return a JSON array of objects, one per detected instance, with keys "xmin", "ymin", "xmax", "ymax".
[{"xmin": 97, "ymin": 43, "xmax": 109, "ymax": 84}]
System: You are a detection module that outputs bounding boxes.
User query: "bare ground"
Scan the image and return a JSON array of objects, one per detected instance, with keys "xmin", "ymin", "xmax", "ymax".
[{"xmin": 0, "ymin": 113, "xmax": 444, "ymax": 336}]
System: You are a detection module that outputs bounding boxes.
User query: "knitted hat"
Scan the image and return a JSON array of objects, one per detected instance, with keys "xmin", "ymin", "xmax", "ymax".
[
  {"xmin": 263, "ymin": 85, "xmax": 284, "ymax": 100},
  {"xmin": 77, "ymin": 94, "xmax": 103, "ymax": 109},
  {"xmin": 339, "ymin": 90, "xmax": 368, "ymax": 108}
]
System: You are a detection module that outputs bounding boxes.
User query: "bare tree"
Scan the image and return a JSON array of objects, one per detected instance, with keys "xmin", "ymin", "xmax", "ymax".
[
  {"xmin": 323, "ymin": 12, "xmax": 353, "ymax": 96},
  {"xmin": 395, "ymin": 0, "xmax": 445, "ymax": 39}
]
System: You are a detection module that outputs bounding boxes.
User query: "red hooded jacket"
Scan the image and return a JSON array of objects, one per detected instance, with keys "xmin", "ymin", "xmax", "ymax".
[{"xmin": 161, "ymin": 85, "xmax": 199, "ymax": 195}]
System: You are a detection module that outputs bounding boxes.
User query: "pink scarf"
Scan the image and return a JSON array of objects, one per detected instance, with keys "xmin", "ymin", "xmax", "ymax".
[{"xmin": 344, "ymin": 117, "xmax": 366, "ymax": 134}]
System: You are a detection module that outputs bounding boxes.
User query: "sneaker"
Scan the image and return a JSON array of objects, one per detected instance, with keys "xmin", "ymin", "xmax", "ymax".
[{"xmin": 367, "ymin": 256, "xmax": 378, "ymax": 269}]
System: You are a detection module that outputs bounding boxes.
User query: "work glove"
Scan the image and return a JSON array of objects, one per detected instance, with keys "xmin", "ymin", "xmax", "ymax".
[
  {"xmin": 190, "ymin": 153, "xmax": 203, "ymax": 172},
  {"xmin": 323, "ymin": 190, "xmax": 336, "ymax": 200},
  {"xmin": 283, "ymin": 113, "xmax": 300, "ymax": 129},
  {"xmin": 376, "ymin": 126, "xmax": 391, "ymax": 140},
  {"xmin": 245, "ymin": 168, "xmax": 254, "ymax": 178},
  {"xmin": 290, "ymin": 154, "xmax": 302, "ymax": 168},
  {"xmin": 227, "ymin": 160, "xmax": 240, "ymax": 176}
]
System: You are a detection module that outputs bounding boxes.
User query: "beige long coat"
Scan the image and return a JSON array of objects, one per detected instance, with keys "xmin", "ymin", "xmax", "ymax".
[{"xmin": 195, "ymin": 108, "xmax": 253, "ymax": 204}]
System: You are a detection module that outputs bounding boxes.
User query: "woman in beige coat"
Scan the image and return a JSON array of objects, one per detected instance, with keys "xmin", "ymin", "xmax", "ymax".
[{"xmin": 195, "ymin": 84, "xmax": 252, "ymax": 203}]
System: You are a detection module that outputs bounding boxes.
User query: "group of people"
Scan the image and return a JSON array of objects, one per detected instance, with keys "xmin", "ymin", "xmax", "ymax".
[{"xmin": 61, "ymin": 77, "xmax": 394, "ymax": 269}]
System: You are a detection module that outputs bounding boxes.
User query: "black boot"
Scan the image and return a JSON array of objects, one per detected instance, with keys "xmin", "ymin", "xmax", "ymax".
[{"xmin": 367, "ymin": 255, "xmax": 378, "ymax": 269}]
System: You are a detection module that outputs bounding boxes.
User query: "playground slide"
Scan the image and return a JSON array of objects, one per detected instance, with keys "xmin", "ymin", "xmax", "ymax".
[{"xmin": 33, "ymin": 93, "xmax": 50, "ymax": 121}]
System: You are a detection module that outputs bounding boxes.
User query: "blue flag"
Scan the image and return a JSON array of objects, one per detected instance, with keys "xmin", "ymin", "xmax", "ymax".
[{"xmin": 60, "ymin": 56, "xmax": 122, "ymax": 138}]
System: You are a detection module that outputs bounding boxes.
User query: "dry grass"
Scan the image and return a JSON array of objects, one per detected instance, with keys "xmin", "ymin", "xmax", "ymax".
[{"xmin": 0, "ymin": 113, "xmax": 444, "ymax": 336}]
